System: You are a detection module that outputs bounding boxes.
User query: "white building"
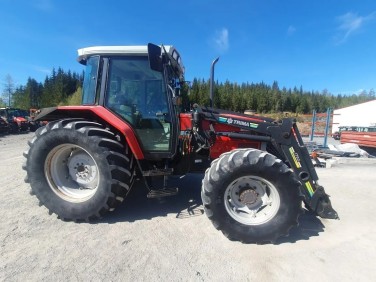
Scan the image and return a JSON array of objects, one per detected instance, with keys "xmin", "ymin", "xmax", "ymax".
[{"xmin": 332, "ymin": 99, "xmax": 376, "ymax": 133}]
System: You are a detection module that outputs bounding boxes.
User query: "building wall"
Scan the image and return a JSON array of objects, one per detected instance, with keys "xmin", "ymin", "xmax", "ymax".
[{"xmin": 332, "ymin": 100, "xmax": 376, "ymax": 133}]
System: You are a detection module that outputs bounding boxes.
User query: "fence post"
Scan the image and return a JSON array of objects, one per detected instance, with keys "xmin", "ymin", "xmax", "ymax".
[
  {"xmin": 323, "ymin": 108, "xmax": 331, "ymax": 148},
  {"xmin": 310, "ymin": 109, "xmax": 316, "ymax": 141}
]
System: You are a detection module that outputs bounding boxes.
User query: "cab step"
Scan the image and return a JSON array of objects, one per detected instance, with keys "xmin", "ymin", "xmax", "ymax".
[
  {"xmin": 142, "ymin": 168, "xmax": 173, "ymax": 176},
  {"xmin": 147, "ymin": 187, "xmax": 178, "ymax": 198}
]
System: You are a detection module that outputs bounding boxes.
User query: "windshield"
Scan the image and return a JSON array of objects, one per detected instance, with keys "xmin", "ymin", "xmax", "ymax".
[
  {"xmin": 7, "ymin": 109, "xmax": 28, "ymax": 117},
  {"xmin": 7, "ymin": 109, "xmax": 19, "ymax": 117},
  {"xmin": 106, "ymin": 56, "xmax": 168, "ymax": 115}
]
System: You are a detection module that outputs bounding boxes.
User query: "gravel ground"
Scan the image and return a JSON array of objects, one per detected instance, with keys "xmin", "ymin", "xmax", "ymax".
[{"xmin": 1, "ymin": 132, "xmax": 375, "ymax": 281}]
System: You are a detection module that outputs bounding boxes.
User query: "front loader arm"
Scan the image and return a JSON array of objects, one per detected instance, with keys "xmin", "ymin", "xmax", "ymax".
[
  {"xmin": 198, "ymin": 106, "xmax": 338, "ymax": 219},
  {"xmin": 267, "ymin": 119, "xmax": 338, "ymax": 219}
]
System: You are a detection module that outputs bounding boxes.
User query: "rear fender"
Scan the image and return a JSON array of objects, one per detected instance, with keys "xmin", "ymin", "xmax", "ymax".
[{"xmin": 35, "ymin": 106, "xmax": 144, "ymax": 159}]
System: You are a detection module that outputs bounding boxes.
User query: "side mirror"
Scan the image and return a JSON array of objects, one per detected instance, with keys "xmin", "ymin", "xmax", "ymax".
[{"xmin": 148, "ymin": 43, "xmax": 163, "ymax": 72}]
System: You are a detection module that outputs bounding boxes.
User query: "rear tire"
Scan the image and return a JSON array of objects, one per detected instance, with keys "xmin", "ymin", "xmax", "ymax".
[
  {"xmin": 23, "ymin": 119, "xmax": 135, "ymax": 221},
  {"xmin": 202, "ymin": 149, "xmax": 302, "ymax": 243}
]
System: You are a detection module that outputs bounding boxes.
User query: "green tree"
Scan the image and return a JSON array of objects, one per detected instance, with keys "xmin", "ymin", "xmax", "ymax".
[
  {"xmin": 189, "ymin": 78, "xmax": 200, "ymax": 106},
  {"xmin": 271, "ymin": 81, "xmax": 282, "ymax": 112},
  {"xmin": 12, "ymin": 78, "xmax": 43, "ymax": 109},
  {"xmin": 219, "ymin": 80, "xmax": 231, "ymax": 109},
  {"xmin": 40, "ymin": 68, "xmax": 81, "ymax": 107},
  {"xmin": 0, "ymin": 97, "xmax": 6, "ymax": 107},
  {"xmin": 8, "ymin": 66, "xmax": 374, "ymax": 115},
  {"xmin": 61, "ymin": 87, "xmax": 82, "ymax": 105},
  {"xmin": 296, "ymin": 95, "xmax": 310, "ymax": 113},
  {"xmin": 27, "ymin": 78, "xmax": 43, "ymax": 108},
  {"xmin": 12, "ymin": 86, "xmax": 30, "ymax": 109},
  {"xmin": 368, "ymin": 89, "xmax": 375, "ymax": 100}
]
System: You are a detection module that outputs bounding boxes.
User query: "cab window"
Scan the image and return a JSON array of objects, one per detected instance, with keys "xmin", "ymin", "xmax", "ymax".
[
  {"xmin": 82, "ymin": 56, "xmax": 100, "ymax": 105},
  {"xmin": 105, "ymin": 56, "xmax": 171, "ymax": 152}
]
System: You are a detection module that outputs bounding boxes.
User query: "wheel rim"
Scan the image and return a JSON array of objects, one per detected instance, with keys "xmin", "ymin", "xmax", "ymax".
[
  {"xmin": 45, "ymin": 144, "xmax": 99, "ymax": 203},
  {"xmin": 224, "ymin": 176, "xmax": 280, "ymax": 225}
]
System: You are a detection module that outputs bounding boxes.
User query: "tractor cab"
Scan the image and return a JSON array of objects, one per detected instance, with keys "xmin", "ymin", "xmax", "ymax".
[{"xmin": 77, "ymin": 44, "xmax": 185, "ymax": 159}]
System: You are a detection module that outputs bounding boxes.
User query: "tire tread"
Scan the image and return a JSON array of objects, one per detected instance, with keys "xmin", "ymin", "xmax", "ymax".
[
  {"xmin": 202, "ymin": 148, "xmax": 303, "ymax": 244},
  {"xmin": 23, "ymin": 118, "xmax": 135, "ymax": 221}
]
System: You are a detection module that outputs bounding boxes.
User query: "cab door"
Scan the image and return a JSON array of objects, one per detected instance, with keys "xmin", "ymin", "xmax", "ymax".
[{"xmin": 104, "ymin": 56, "xmax": 177, "ymax": 159}]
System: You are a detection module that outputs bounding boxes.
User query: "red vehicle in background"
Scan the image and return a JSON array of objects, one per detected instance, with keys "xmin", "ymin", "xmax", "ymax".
[
  {"xmin": 28, "ymin": 108, "xmax": 44, "ymax": 131},
  {"xmin": 0, "ymin": 116, "xmax": 9, "ymax": 134},
  {"xmin": 338, "ymin": 126, "xmax": 376, "ymax": 156},
  {"xmin": 0, "ymin": 107, "xmax": 29, "ymax": 133}
]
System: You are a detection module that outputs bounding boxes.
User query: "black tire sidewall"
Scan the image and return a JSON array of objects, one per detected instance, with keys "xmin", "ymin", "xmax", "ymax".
[
  {"xmin": 28, "ymin": 128, "xmax": 114, "ymax": 219},
  {"xmin": 204, "ymin": 151, "xmax": 301, "ymax": 242}
]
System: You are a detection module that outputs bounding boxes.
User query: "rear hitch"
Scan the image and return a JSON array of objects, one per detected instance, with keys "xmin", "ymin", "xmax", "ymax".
[{"xmin": 310, "ymin": 186, "xmax": 339, "ymax": 219}]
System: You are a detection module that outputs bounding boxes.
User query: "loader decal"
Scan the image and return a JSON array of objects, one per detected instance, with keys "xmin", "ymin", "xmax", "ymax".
[
  {"xmin": 305, "ymin": 181, "xmax": 314, "ymax": 196},
  {"xmin": 218, "ymin": 117, "xmax": 228, "ymax": 123},
  {"xmin": 289, "ymin": 147, "xmax": 302, "ymax": 168},
  {"xmin": 218, "ymin": 116, "xmax": 259, "ymax": 129}
]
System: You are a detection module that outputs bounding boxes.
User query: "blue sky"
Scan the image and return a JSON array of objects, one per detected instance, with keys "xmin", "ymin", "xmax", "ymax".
[{"xmin": 1, "ymin": 0, "xmax": 375, "ymax": 95}]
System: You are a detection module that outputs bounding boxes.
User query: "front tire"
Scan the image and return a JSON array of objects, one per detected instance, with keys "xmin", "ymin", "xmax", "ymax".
[
  {"xmin": 202, "ymin": 149, "xmax": 302, "ymax": 243},
  {"xmin": 23, "ymin": 119, "xmax": 135, "ymax": 221}
]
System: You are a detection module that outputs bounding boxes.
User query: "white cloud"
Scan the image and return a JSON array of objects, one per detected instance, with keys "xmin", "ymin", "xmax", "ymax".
[
  {"xmin": 213, "ymin": 28, "xmax": 229, "ymax": 53},
  {"xmin": 32, "ymin": 65, "xmax": 51, "ymax": 75},
  {"xmin": 287, "ymin": 25, "xmax": 296, "ymax": 36},
  {"xmin": 335, "ymin": 88, "xmax": 368, "ymax": 96},
  {"xmin": 355, "ymin": 88, "xmax": 367, "ymax": 95},
  {"xmin": 335, "ymin": 11, "xmax": 376, "ymax": 44}
]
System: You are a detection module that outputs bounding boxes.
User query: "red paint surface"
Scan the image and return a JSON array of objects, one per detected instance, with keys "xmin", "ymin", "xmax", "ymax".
[{"xmin": 56, "ymin": 106, "xmax": 145, "ymax": 159}]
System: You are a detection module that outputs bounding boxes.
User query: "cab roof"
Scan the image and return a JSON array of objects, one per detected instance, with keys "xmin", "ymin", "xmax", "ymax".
[
  {"xmin": 77, "ymin": 44, "xmax": 185, "ymax": 78},
  {"xmin": 78, "ymin": 45, "xmax": 175, "ymax": 61}
]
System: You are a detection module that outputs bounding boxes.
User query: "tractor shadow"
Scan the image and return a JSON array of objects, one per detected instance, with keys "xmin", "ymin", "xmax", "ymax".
[
  {"xmin": 276, "ymin": 211, "xmax": 326, "ymax": 244},
  {"xmin": 97, "ymin": 174, "xmax": 326, "ymax": 243},
  {"xmin": 101, "ymin": 173, "xmax": 205, "ymax": 223}
]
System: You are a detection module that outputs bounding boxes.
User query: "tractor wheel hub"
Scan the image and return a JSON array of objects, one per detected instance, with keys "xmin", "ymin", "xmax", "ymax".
[
  {"xmin": 239, "ymin": 189, "xmax": 258, "ymax": 205},
  {"xmin": 67, "ymin": 151, "xmax": 97, "ymax": 188}
]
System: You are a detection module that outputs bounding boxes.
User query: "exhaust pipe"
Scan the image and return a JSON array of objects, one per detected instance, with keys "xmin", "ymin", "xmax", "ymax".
[{"xmin": 209, "ymin": 57, "xmax": 219, "ymax": 108}]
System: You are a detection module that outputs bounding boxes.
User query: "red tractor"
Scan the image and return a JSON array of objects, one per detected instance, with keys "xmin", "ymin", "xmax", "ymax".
[
  {"xmin": 0, "ymin": 107, "xmax": 29, "ymax": 133},
  {"xmin": 23, "ymin": 44, "xmax": 338, "ymax": 243}
]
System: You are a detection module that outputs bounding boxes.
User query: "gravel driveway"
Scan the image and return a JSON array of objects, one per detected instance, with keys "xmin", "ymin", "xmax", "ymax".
[{"xmin": 1, "ymin": 132, "xmax": 375, "ymax": 281}]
